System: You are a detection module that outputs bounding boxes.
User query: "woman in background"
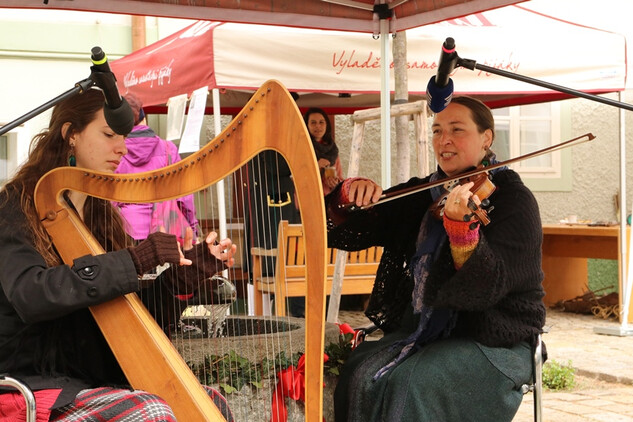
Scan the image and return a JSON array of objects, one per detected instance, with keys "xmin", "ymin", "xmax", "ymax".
[{"xmin": 304, "ymin": 107, "xmax": 344, "ymax": 196}]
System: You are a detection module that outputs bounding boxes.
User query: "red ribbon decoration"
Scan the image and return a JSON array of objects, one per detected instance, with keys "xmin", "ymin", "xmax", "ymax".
[
  {"xmin": 270, "ymin": 353, "xmax": 329, "ymax": 422},
  {"xmin": 337, "ymin": 323, "xmax": 355, "ymax": 336},
  {"xmin": 338, "ymin": 322, "xmax": 367, "ymax": 349}
]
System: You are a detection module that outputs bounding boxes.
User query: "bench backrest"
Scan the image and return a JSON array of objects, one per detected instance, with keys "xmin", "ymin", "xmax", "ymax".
[{"xmin": 278, "ymin": 221, "xmax": 382, "ymax": 279}]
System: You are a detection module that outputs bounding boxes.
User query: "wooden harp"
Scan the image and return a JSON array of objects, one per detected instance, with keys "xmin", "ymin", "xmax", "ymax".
[{"xmin": 33, "ymin": 80, "xmax": 327, "ymax": 421}]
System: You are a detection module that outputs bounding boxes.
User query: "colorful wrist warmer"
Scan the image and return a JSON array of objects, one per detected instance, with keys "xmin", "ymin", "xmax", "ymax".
[{"xmin": 443, "ymin": 214, "xmax": 480, "ymax": 269}]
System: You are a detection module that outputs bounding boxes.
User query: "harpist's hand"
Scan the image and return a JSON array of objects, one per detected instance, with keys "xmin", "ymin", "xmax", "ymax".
[
  {"xmin": 170, "ymin": 232, "xmax": 237, "ymax": 296},
  {"xmin": 127, "ymin": 232, "xmax": 183, "ymax": 276},
  {"xmin": 203, "ymin": 231, "xmax": 237, "ymax": 268}
]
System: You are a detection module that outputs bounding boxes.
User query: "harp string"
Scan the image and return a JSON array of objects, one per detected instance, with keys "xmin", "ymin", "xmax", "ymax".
[
  {"xmin": 140, "ymin": 132, "xmax": 311, "ymax": 417},
  {"xmin": 98, "ymin": 160, "xmax": 306, "ymax": 420}
]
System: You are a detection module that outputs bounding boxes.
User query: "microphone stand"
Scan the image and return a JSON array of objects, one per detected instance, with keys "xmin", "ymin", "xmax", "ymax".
[
  {"xmin": 0, "ymin": 77, "xmax": 94, "ymax": 136},
  {"xmin": 456, "ymin": 57, "xmax": 633, "ymax": 112},
  {"xmin": 455, "ymin": 50, "xmax": 633, "ymax": 336}
]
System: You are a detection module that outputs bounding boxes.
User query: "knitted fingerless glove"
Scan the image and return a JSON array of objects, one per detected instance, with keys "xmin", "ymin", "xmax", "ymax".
[
  {"xmin": 443, "ymin": 214, "xmax": 480, "ymax": 269},
  {"xmin": 172, "ymin": 241, "xmax": 226, "ymax": 296},
  {"xmin": 127, "ymin": 231, "xmax": 181, "ymax": 275}
]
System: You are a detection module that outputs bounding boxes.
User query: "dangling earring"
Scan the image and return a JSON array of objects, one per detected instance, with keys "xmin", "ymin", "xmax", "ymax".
[{"xmin": 68, "ymin": 143, "xmax": 76, "ymax": 167}]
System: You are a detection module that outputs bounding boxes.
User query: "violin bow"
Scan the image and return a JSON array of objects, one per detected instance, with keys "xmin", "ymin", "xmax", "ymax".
[{"xmin": 340, "ymin": 132, "xmax": 595, "ymax": 211}]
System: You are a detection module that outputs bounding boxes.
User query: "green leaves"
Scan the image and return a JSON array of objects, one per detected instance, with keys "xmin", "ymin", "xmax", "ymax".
[
  {"xmin": 191, "ymin": 350, "xmax": 262, "ymax": 394},
  {"xmin": 323, "ymin": 332, "xmax": 354, "ymax": 377},
  {"xmin": 189, "ymin": 334, "xmax": 353, "ymax": 394},
  {"xmin": 542, "ymin": 359, "xmax": 576, "ymax": 391},
  {"xmin": 190, "ymin": 349, "xmax": 302, "ymax": 394}
]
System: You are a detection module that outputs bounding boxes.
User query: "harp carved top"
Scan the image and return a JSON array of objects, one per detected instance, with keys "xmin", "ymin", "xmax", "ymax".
[{"xmin": 36, "ymin": 83, "xmax": 311, "ymax": 215}]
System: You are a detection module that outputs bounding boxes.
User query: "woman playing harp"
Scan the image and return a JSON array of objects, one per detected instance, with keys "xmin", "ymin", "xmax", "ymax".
[{"xmin": 0, "ymin": 88, "xmax": 236, "ymax": 421}]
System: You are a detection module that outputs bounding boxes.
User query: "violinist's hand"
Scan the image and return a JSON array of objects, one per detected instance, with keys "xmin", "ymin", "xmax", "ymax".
[
  {"xmin": 203, "ymin": 231, "xmax": 237, "ymax": 268},
  {"xmin": 444, "ymin": 182, "xmax": 481, "ymax": 221},
  {"xmin": 349, "ymin": 179, "xmax": 383, "ymax": 207},
  {"xmin": 317, "ymin": 158, "xmax": 330, "ymax": 169}
]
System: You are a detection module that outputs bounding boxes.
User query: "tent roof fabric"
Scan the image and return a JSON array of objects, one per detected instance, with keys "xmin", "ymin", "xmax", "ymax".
[{"xmin": 0, "ymin": 0, "xmax": 525, "ymax": 32}]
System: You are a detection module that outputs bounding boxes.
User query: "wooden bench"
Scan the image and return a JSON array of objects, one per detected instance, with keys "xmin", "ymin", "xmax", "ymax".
[{"xmin": 251, "ymin": 220, "xmax": 383, "ymax": 316}]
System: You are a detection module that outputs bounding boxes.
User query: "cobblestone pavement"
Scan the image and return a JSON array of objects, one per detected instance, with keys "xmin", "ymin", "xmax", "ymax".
[{"xmin": 337, "ymin": 308, "xmax": 633, "ymax": 421}]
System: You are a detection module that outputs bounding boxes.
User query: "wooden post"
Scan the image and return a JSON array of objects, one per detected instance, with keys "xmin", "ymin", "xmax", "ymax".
[{"xmin": 327, "ymin": 100, "xmax": 427, "ymax": 323}]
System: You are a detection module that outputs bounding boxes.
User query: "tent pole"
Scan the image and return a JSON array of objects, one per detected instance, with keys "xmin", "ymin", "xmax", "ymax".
[
  {"xmin": 594, "ymin": 90, "xmax": 632, "ymax": 336},
  {"xmin": 212, "ymin": 88, "xmax": 229, "ymax": 269},
  {"xmin": 618, "ymin": 91, "xmax": 632, "ymax": 331},
  {"xmin": 379, "ymin": 16, "xmax": 391, "ymax": 187}
]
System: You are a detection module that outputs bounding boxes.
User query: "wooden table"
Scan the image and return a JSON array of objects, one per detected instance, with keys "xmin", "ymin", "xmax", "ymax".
[{"xmin": 541, "ymin": 224, "xmax": 631, "ymax": 323}]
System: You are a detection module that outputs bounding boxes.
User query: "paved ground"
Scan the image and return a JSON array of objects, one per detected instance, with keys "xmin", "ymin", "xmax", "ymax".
[{"xmin": 337, "ymin": 307, "xmax": 633, "ymax": 421}]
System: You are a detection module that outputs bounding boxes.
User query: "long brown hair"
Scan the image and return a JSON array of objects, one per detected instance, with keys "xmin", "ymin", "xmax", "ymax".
[
  {"xmin": 1, "ymin": 88, "xmax": 130, "ymax": 265},
  {"xmin": 303, "ymin": 107, "xmax": 334, "ymax": 145}
]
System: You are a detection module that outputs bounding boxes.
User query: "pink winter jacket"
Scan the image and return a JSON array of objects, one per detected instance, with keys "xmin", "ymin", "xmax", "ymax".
[{"xmin": 114, "ymin": 125, "xmax": 199, "ymax": 241}]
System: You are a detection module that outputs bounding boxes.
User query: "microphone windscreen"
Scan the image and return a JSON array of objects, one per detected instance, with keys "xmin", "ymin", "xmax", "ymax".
[
  {"xmin": 426, "ymin": 76, "xmax": 454, "ymax": 113},
  {"xmin": 104, "ymin": 98, "xmax": 135, "ymax": 135}
]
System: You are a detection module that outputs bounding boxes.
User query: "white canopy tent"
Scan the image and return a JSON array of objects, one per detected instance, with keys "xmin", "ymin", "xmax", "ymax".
[
  {"xmin": 111, "ymin": 4, "xmax": 626, "ymax": 189},
  {"xmin": 112, "ymin": 5, "xmax": 626, "ymax": 113}
]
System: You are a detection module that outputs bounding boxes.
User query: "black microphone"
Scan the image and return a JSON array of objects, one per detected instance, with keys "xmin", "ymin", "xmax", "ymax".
[
  {"xmin": 90, "ymin": 46, "xmax": 134, "ymax": 135},
  {"xmin": 426, "ymin": 37, "xmax": 459, "ymax": 113}
]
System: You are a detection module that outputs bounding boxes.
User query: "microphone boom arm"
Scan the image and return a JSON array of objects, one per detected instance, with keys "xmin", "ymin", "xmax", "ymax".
[
  {"xmin": 456, "ymin": 57, "xmax": 633, "ymax": 112},
  {"xmin": 0, "ymin": 78, "xmax": 94, "ymax": 137}
]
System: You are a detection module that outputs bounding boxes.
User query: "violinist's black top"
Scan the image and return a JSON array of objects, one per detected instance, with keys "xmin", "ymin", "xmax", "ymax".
[{"xmin": 325, "ymin": 168, "xmax": 546, "ymax": 349}]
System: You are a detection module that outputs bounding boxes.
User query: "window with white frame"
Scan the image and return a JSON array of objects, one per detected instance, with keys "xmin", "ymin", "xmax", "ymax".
[{"xmin": 491, "ymin": 102, "xmax": 561, "ymax": 179}]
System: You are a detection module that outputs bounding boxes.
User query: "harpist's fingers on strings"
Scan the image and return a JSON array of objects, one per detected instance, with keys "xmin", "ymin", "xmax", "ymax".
[
  {"xmin": 177, "ymin": 241, "xmax": 192, "ymax": 266},
  {"xmin": 221, "ymin": 241, "xmax": 237, "ymax": 267},
  {"xmin": 183, "ymin": 226, "xmax": 194, "ymax": 251},
  {"xmin": 205, "ymin": 231, "xmax": 218, "ymax": 245},
  {"xmin": 210, "ymin": 236, "xmax": 237, "ymax": 266}
]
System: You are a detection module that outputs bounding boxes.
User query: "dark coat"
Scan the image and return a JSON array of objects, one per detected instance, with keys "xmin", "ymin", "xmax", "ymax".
[
  {"xmin": 326, "ymin": 168, "xmax": 546, "ymax": 348},
  {"xmin": 0, "ymin": 193, "xmax": 139, "ymax": 407},
  {"xmin": 243, "ymin": 151, "xmax": 301, "ymax": 274}
]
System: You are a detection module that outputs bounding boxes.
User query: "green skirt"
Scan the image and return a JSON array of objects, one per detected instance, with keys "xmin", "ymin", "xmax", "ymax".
[{"xmin": 334, "ymin": 314, "xmax": 532, "ymax": 422}]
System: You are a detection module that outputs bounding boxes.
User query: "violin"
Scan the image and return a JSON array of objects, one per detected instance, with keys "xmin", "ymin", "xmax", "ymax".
[
  {"xmin": 429, "ymin": 169, "xmax": 495, "ymax": 228},
  {"xmin": 337, "ymin": 132, "xmax": 596, "ymax": 226}
]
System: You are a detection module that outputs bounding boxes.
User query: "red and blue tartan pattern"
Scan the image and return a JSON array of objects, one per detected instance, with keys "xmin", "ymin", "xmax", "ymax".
[{"xmin": 50, "ymin": 386, "xmax": 233, "ymax": 422}]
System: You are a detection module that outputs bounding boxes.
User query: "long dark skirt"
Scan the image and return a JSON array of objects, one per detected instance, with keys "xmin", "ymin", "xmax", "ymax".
[{"xmin": 334, "ymin": 315, "xmax": 532, "ymax": 422}]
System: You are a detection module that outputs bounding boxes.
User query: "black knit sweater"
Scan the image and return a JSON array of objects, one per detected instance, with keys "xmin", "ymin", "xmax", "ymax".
[{"xmin": 325, "ymin": 169, "xmax": 546, "ymax": 349}]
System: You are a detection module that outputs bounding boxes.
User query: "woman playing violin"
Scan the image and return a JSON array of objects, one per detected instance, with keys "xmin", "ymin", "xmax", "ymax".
[{"xmin": 329, "ymin": 96, "xmax": 546, "ymax": 421}]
